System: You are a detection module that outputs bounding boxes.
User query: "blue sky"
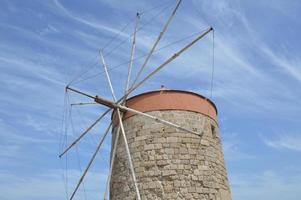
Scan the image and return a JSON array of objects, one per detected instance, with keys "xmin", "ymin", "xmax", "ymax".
[{"xmin": 1, "ymin": 0, "xmax": 301, "ymax": 199}]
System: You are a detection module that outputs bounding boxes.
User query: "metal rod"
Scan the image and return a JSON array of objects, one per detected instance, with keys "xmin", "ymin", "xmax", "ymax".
[
  {"xmin": 125, "ymin": 13, "xmax": 140, "ymax": 92},
  {"xmin": 105, "ymin": 14, "xmax": 141, "ymax": 199},
  {"xmin": 130, "ymin": 0, "xmax": 182, "ymax": 89},
  {"xmin": 69, "ymin": 122, "xmax": 112, "ymax": 200},
  {"xmin": 100, "ymin": 51, "xmax": 117, "ymax": 102},
  {"xmin": 103, "ymin": 125, "xmax": 121, "ymax": 200},
  {"xmin": 105, "ymin": 15, "xmax": 141, "ymax": 198},
  {"xmin": 94, "ymin": 95, "xmax": 200, "ymax": 136},
  {"xmin": 101, "ymin": 49, "xmax": 142, "ymax": 199},
  {"xmin": 119, "ymin": 104, "xmax": 201, "ymax": 137},
  {"xmin": 59, "ymin": 109, "xmax": 110, "ymax": 158},
  {"xmin": 71, "ymin": 102, "xmax": 98, "ymax": 106},
  {"xmin": 101, "ymin": 49, "xmax": 123, "ymax": 199},
  {"xmin": 116, "ymin": 108, "xmax": 141, "ymax": 200},
  {"xmin": 66, "ymin": 86, "xmax": 95, "ymax": 99}
]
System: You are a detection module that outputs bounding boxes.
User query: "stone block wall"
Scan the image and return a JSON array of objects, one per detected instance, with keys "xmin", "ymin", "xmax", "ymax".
[{"xmin": 110, "ymin": 110, "xmax": 231, "ymax": 200}]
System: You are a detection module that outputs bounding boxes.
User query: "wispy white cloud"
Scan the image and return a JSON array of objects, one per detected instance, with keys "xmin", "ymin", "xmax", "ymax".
[
  {"xmin": 229, "ymin": 2, "xmax": 301, "ymax": 84},
  {"xmin": 182, "ymin": 0, "xmax": 301, "ymax": 118},
  {"xmin": 262, "ymin": 133, "xmax": 301, "ymax": 151},
  {"xmin": 0, "ymin": 118, "xmax": 55, "ymax": 145},
  {"xmin": 1, "ymin": 1, "xmax": 301, "ymax": 200},
  {"xmin": 221, "ymin": 132, "xmax": 255, "ymax": 161},
  {"xmin": 53, "ymin": 0, "xmax": 129, "ymax": 38},
  {"xmin": 230, "ymin": 170, "xmax": 301, "ymax": 200},
  {"xmin": 261, "ymin": 46, "xmax": 301, "ymax": 82}
]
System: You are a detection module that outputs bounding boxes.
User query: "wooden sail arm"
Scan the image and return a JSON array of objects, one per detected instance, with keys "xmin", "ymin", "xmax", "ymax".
[
  {"xmin": 66, "ymin": 87, "xmax": 202, "ymax": 137},
  {"xmin": 127, "ymin": 26, "xmax": 213, "ymax": 96},
  {"xmin": 59, "ymin": 108, "xmax": 110, "ymax": 158}
]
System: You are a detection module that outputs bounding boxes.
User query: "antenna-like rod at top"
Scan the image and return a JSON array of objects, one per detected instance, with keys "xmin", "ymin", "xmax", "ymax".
[{"xmin": 125, "ymin": 12, "xmax": 140, "ymax": 93}]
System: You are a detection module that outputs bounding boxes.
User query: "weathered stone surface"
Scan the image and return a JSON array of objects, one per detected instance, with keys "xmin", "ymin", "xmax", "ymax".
[{"xmin": 110, "ymin": 110, "xmax": 231, "ymax": 200}]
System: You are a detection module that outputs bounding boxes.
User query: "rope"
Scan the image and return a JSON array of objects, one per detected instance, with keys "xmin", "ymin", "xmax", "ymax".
[
  {"xmin": 192, "ymin": 4, "xmax": 215, "ymax": 116},
  {"xmin": 59, "ymin": 91, "xmax": 69, "ymax": 200},
  {"xmin": 100, "ymin": 0, "xmax": 172, "ymax": 53},
  {"xmin": 205, "ymin": 29, "xmax": 215, "ymax": 117},
  {"xmin": 70, "ymin": 106, "xmax": 88, "ymax": 200},
  {"xmin": 210, "ymin": 29, "xmax": 215, "ymax": 99},
  {"xmin": 103, "ymin": 2, "xmax": 173, "ymax": 58},
  {"xmin": 139, "ymin": 0, "xmax": 173, "ymax": 15},
  {"xmin": 59, "ymin": 92, "xmax": 68, "ymax": 154},
  {"xmin": 62, "ymin": 91, "xmax": 73, "ymax": 199},
  {"xmin": 103, "ymin": 0, "xmax": 173, "ymax": 54},
  {"xmin": 101, "ymin": 20, "xmax": 133, "ymax": 52},
  {"xmin": 59, "ymin": 157, "xmax": 69, "ymax": 200},
  {"xmin": 74, "ymin": 106, "xmax": 97, "ymax": 147},
  {"xmin": 71, "ymin": 102, "xmax": 98, "ymax": 106},
  {"xmin": 64, "ymin": 131, "xmax": 69, "ymax": 200},
  {"xmin": 67, "ymin": 1, "xmax": 173, "ymax": 87},
  {"xmin": 67, "ymin": 57, "xmax": 99, "ymax": 86}
]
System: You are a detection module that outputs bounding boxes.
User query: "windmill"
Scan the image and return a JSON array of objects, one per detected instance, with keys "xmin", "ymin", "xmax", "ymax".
[{"xmin": 59, "ymin": 0, "xmax": 231, "ymax": 199}]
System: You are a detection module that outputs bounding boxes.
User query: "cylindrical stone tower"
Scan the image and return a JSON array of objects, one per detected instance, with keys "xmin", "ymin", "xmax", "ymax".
[{"xmin": 111, "ymin": 89, "xmax": 231, "ymax": 200}]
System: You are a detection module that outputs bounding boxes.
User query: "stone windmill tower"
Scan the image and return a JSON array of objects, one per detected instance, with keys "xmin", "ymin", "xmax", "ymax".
[
  {"xmin": 110, "ymin": 89, "xmax": 231, "ymax": 200},
  {"xmin": 59, "ymin": 1, "xmax": 231, "ymax": 199}
]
